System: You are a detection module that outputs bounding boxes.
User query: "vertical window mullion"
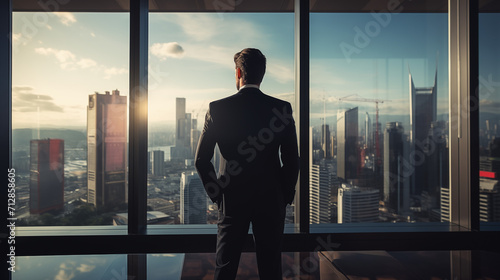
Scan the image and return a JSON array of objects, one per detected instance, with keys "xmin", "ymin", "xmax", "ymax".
[
  {"xmin": 295, "ymin": 0, "xmax": 310, "ymax": 234},
  {"xmin": 129, "ymin": 0, "xmax": 149, "ymax": 235},
  {"xmin": 448, "ymin": 0, "xmax": 479, "ymax": 231}
]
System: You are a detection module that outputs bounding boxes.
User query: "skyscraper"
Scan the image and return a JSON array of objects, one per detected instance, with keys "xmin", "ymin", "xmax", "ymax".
[
  {"xmin": 337, "ymin": 107, "xmax": 359, "ymax": 181},
  {"xmin": 180, "ymin": 171, "xmax": 207, "ymax": 224},
  {"xmin": 30, "ymin": 139, "xmax": 64, "ymax": 214},
  {"xmin": 151, "ymin": 150, "xmax": 164, "ymax": 177},
  {"xmin": 321, "ymin": 124, "xmax": 332, "ymax": 159},
  {"xmin": 87, "ymin": 90, "xmax": 127, "ymax": 209},
  {"xmin": 310, "ymin": 163, "xmax": 332, "ymax": 224},
  {"xmin": 383, "ymin": 122, "xmax": 409, "ymax": 214},
  {"xmin": 191, "ymin": 118, "xmax": 201, "ymax": 158},
  {"xmin": 365, "ymin": 112, "xmax": 372, "ymax": 151},
  {"xmin": 409, "ymin": 68, "xmax": 437, "ymax": 196},
  {"xmin": 171, "ymin": 97, "xmax": 192, "ymax": 160},
  {"xmin": 338, "ymin": 184, "xmax": 379, "ymax": 223}
]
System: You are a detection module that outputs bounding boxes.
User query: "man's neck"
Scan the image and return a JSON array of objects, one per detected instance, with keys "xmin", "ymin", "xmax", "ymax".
[{"xmin": 240, "ymin": 84, "xmax": 260, "ymax": 90}]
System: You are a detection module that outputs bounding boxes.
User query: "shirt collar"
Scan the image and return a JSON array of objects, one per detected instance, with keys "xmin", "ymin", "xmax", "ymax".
[{"xmin": 240, "ymin": 84, "xmax": 260, "ymax": 90}]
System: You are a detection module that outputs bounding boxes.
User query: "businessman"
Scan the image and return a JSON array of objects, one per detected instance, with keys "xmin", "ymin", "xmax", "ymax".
[{"xmin": 195, "ymin": 48, "xmax": 299, "ymax": 279}]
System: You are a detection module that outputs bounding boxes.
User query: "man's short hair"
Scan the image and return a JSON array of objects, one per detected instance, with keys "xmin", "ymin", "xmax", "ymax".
[{"xmin": 234, "ymin": 48, "xmax": 266, "ymax": 85}]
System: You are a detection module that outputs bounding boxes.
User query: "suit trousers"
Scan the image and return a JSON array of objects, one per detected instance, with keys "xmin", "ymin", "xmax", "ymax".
[{"xmin": 213, "ymin": 194, "xmax": 286, "ymax": 280}]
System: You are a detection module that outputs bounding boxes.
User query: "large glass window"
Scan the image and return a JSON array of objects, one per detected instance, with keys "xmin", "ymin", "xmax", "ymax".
[
  {"xmin": 478, "ymin": 10, "xmax": 500, "ymax": 225},
  {"xmin": 310, "ymin": 8, "xmax": 449, "ymax": 225},
  {"xmin": 12, "ymin": 12, "xmax": 129, "ymax": 227},
  {"xmin": 147, "ymin": 13, "xmax": 295, "ymax": 226}
]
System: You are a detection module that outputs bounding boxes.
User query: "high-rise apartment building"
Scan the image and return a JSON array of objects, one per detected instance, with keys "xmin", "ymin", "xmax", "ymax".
[
  {"xmin": 30, "ymin": 139, "xmax": 64, "ymax": 214},
  {"xmin": 310, "ymin": 163, "xmax": 332, "ymax": 224},
  {"xmin": 321, "ymin": 124, "xmax": 332, "ymax": 159},
  {"xmin": 365, "ymin": 112, "xmax": 372, "ymax": 152},
  {"xmin": 479, "ymin": 177, "xmax": 500, "ymax": 222},
  {"xmin": 151, "ymin": 150, "xmax": 164, "ymax": 177},
  {"xmin": 337, "ymin": 107, "xmax": 359, "ymax": 181},
  {"xmin": 171, "ymin": 97, "xmax": 192, "ymax": 160},
  {"xmin": 409, "ymin": 69, "xmax": 437, "ymax": 196},
  {"xmin": 180, "ymin": 171, "xmax": 207, "ymax": 224},
  {"xmin": 87, "ymin": 90, "xmax": 127, "ymax": 209},
  {"xmin": 338, "ymin": 184, "xmax": 379, "ymax": 223},
  {"xmin": 383, "ymin": 122, "xmax": 409, "ymax": 214}
]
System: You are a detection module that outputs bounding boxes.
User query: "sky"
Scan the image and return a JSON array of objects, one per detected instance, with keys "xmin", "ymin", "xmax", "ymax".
[{"xmin": 11, "ymin": 11, "xmax": 499, "ymax": 131}]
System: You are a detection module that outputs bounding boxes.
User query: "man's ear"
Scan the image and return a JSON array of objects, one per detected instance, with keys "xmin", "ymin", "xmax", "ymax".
[{"xmin": 236, "ymin": 68, "xmax": 242, "ymax": 79}]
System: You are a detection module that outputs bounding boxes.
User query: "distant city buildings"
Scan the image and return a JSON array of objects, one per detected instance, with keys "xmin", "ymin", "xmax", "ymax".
[
  {"xmin": 151, "ymin": 150, "xmax": 165, "ymax": 177},
  {"xmin": 310, "ymin": 163, "xmax": 333, "ymax": 224},
  {"xmin": 383, "ymin": 122, "xmax": 409, "ymax": 214},
  {"xmin": 29, "ymin": 138, "xmax": 64, "ymax": 215},
  {"xmin": 338, "ymin": 184, "xmax": 379, "ymax": 223},
  {"xmin": 479, "ymin": 178, "xmax": 500, "ymax": 222},
  {"xmin": 180, "ymin": 171, "xmax": 207, "ymax": 224},
  {"xmin": 171, "ymin": 97, "xmax": 194, "ymax": 161},
  {"xmin": 409, "ymin": 68, "xmax": 438, "ymax": 197},
  {"xmin": 87, "ymin": 90, "xmax": 127, "ymax": 209},
  {"xmin": 337, "ymin": 107, "xmax": 359, "ymax": 182}
]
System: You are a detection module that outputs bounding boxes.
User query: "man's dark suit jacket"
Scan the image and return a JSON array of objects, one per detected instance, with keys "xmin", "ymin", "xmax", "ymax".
[{"xmin": 195, "ymin": 87, "xmax": 299, "ymax": 210}]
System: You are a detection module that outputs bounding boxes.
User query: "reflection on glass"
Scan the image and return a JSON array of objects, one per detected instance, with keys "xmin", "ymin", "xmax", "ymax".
[
  {"xmin": 12, "ymin": 13, "xmax": 129, "ymax": 226},
  {"xmin": 147, "ymin": 13, "xmax": 295, "ymax": 225},
  {"xmin": 14, "ymin": 255, "xmax": 127, "ymax": 279},
  {"xmin": 479, "ymin": 13, "xmax": 500, "ymax": 223},
  {"xmin": 310, "ymin": 13, "xmax": 449, "ymax": 224}
]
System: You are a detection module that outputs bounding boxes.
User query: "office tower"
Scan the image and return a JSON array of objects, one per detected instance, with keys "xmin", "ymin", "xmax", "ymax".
[
  {"xmin": 191, "ymin": 129, "xmax": 201, "ymax": 158},
  {"xmin": 337, "ymin": 107, "xmax": 358, "ymax": 181},
  {"xmin": 191, "ymin": 116, "xmax": 200, "ymax": 157},
  {"xmin": 365, "ymin": 112, "xmax": 372, "ymax": 151},
  {"xmin": 426, "ymin": 121, "xmax": 449, "ymax": 209},
  {"xmin": 180, "ymin": 172, "xmax": 207, "ymax": 224},
  {"xmin": 87, "ymin": 90, "xmax": 127, "ymax": 209},
  {"xmin": 338, "ymin": 184, "xmax": 379, "ymax": 223},
  {"xmin": 479, "ymin": 178, "xmax": 500, "ymax": 222},
  {"xmin": 171, "ymin": 97, "xmax": 192, "ymax": 160},
  {"xmin": 321, "ymin": 124, "xmax": 332, "ymax": 159},
  {"xmin": 151, "ymin": 150, "xmax": 164, "ymax": 177},
  {"xmin": 176, "ymin": 97, "xmax": 186, "ymax": 145},
  {"xmin": 29, "ymin": 139, "xmax": 64, "ymax": 214},
  {"xmin": 409, "ymin": 68, "xmax": 437, "ymax": 196},
  {"xmin": 383, "ymin": 122, "xmax": 409, "ymax": 214},
  {"xmin": 310, "ymin": 163, "xmax": 332, "ymax": 224},
  {"xmin": 440, "ymin": 187, "xmax": 450, "ymax": 222}
]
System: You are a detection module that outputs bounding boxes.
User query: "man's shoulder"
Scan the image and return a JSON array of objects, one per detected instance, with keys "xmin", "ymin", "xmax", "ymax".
[{"xmin": 209, "ymin": 89, "xmax": 291, "ymax": 110}]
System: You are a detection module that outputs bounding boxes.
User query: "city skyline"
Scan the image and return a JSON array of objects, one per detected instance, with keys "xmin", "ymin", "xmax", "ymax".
[{"xmin": 13, "ymin": 12, "xmax": 494, "ymax": 129}]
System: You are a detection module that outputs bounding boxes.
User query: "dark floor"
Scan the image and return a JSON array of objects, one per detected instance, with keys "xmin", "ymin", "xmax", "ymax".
[{"xmin": 12, "ymin": 250, "xmax": 500, "ymax": 279}]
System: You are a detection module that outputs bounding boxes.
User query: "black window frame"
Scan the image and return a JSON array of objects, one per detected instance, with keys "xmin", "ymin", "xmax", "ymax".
[{"xmin": 2, "ymin": 2, "xmax": 499, "ymax": 278}]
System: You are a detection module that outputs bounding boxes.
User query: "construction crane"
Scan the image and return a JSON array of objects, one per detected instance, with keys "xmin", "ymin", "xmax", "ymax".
[{"xmin": 338, "ymin": 94, "xmax": 391, "ymax": 169}]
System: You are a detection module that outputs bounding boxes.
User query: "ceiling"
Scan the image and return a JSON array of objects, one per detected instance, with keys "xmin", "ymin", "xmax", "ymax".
[{"xmin": 12, "ymin": 0, "xmax": 500, "ymax": 12}]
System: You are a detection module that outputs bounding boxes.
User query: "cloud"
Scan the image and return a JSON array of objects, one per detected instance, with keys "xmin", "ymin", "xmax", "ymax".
[
  {"xmin": 480, "ymin": 99, "xmax": 500, "ymax": 114},
  {"xmin": 104, "ymin": 67, "xmax": 128, "ymax": 79},
  {"xmin": 35, "ymin": 47, "xmax": 77, "ymax": 70},
  {"xmin": 170, "ymin": 14, "xmax": 218, "ymax": 41},
  {"xmin": 90, "ymin": 32, "xmax": 96, "ymax": 37},
  {"xmin": 12, "ymin": 86, "xmax": 64, "ymax": 113},
  {"xmin": 55, "ymin": 12, "xmax": 77, "ymax": 26},
  {"xmin": 77, "ymin": 58, "xmax": 97, "ymax": 69},
  {"xmin": 54, "ymin": 270, "xmax": 75, "ymax": 280},
  {"xmin": 35, "ymin": 47, "xmax": 127, "ymax": 78},
  {"xmin": 267, "ymin": 63, "xmax": 294, "ymax": 84},
  {"xmin": 76, "ymin": 264, "xmax": 95, "ymax": 273},
  {"xmin": 151, "ymin": 42, "xmax": 184, "ymax": 60}
]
